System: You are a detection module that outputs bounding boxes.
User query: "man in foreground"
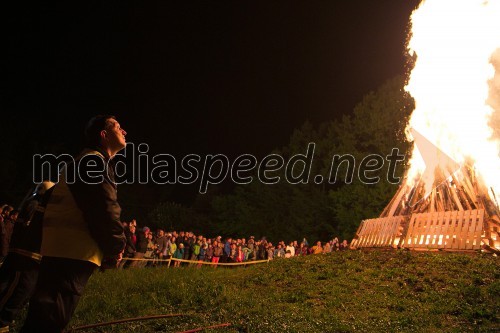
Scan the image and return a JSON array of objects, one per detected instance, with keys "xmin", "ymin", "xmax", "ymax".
[{"xmin": 21, "ymin": 115, "xmax": 128, "ymax": 333}]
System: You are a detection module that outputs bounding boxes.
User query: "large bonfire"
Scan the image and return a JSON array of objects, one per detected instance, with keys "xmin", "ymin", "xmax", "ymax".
[{"xmin": 351, "ymin": 0, "xmax": 500, "ymax": 252}]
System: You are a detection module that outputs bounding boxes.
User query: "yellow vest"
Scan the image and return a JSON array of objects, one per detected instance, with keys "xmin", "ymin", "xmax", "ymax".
[{"xmin": 41, "ymin": 151, "xmax": 105, "ymax": 266}]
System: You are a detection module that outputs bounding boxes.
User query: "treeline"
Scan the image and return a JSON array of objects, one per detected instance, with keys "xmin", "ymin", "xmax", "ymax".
[{"xmin": 148, "ymin": 75, "xmax": 415, "ymax": 242}]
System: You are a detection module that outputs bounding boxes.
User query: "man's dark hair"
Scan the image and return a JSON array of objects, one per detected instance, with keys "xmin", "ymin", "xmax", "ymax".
[{"xmin": 84, "ymin": 115, "xmax": 116, "ymax": 148}]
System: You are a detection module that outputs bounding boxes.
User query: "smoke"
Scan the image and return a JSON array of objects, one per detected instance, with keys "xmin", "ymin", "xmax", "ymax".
[{"xmin": 487, "ymin": 48, "xmax": 500, "ymax": 141}]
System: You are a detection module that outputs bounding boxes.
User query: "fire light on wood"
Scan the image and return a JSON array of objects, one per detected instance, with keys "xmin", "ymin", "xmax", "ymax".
[{"xmin": 351, "ymin": 165, "xmax": 500, "ymax": 253}]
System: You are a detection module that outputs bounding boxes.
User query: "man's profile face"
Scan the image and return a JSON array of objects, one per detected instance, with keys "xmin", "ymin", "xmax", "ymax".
[{"xmin": 104, "ymin": 118, "xmax": 127, "ymax": 152}]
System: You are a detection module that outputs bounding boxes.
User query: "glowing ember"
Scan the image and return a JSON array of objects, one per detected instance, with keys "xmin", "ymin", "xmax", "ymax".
[{"xmin": 404, "ymin": 0, "xmax": 500, "ymax": 200}]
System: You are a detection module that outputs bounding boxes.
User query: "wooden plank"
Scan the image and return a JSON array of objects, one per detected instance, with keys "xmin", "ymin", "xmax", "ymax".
[
  {"xmin": 420, "ymin": 215, "xmax": 428, "ymax": 246},
  {"xmin": 365, "ymin": 219, "xmax": 376, "ymax": 247},
  {"xmin": 375, "ymin": 218, "xmax": 386, "ymax": 246},
  {"xmin": 377, "ymin": 218, "xmax": 386, "ymax": 246},
  {"xmin": 414, "ymin": 215, "xmax": 423, "ymax": 247},
  {"xmin": 465, "ymin": 210, "xmax": 476, "ymax": 250},
  {"xmin": 373, "ymin": 218, "xmax": 383, "ymax": 246},
  {"xmin": 466, "ymin": 210, "xmax": 476, "ymax": 249},
  {"xmin": 451, "ymin": 210, "xmax": 461, "ymax": 249},
  {"xmin": 462, "ymin": 176, "xmax": 478, "ymax": 206},
  {"xmin": 388, "ymin": 218, "xmax": 398, "ymax": 248},
  {"xmin": 356, "ymin": 220, "xmax": 368, "ymax": 247},
  {"xmin": 449, "ymin": 210, "xmax": 459, "ymax": 249},
  {"xmin": 361, "ymin": 219, "xmax": 373, "ymax": 247},
  {"xmin": 467, "ymin": 210, "xmax": 482, "ymax": 250},
  {"xmin": 381, "ymin": 218, "xmax": 393, "ymax": 246},
  {"xmin": 417, "ymin": 215, "xmax": 426, "ymax": 247},
  {"xmin": 451, "ymin": 211, "xmax": 461, "ymax": 249},
  {"xmin": 405, "ymin": 215, "xmax": 416, "ymax": 248},
  {"xmin": 387, "ymin": 217, "xmax": 399, "ymax": 246},
  {"xmin": 425, "ymin": 214, "xmax": 433, "ymax": 247},
  {"xmin": 429, "ymin": 212, "xmax": 439, "ymax": 248},
  {"xmin": 363, "ymin": 220, "xmax": 374, "ymax": 246},
  {"xmin": 472, "ymin": 210, "xmax": 483, "ymax": 249},
  {"xmin": 424, "ymin": 213, "xmax": 433, "ymax": 248},
  {"xmin": 391, "ymin": 217, "xmax": 402, "ymax": 247},
  {"xmin": 355, "ymin": 217, "xmax": 406, "ymax": 248},
  {"xmin": 459, "ymin": 210, "xmax": 471, "ymax": 249},
  {"xmin": 459, "ymin": 187, "xmax": 473, "ymax": 210},
  {"xmin": 439, "ymin": 211, "xmax": 451, "ymax": 249},
  {"xmin": 396, "ymin": 217, "xmax": 406, "ymax": 248},
  {"xmin": 436, "ymin": 191, "xmax": 445, "ymax": 212},
  {"xmin": 438, "ymin": 211, "xmax": 447, "ymax": 247},
  {"xmin": 430, "ymin": 188, "xmax": 436, "ymax": 213},
  {"xmin": 450, "ymin": 184, "xmax": 464, "ymax": 211},
  {"xmin": 376, "ymin": 218, "xmax": 385, "ymax": 246},
  {"xmin": 434, "ymin": 212, "xmax": 443, "ymax": 248}
]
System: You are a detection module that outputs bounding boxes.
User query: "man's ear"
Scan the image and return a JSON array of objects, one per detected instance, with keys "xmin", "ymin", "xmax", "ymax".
[{"xmin": 100, "ymin": 129, "xmax": 108, "ymax": 141}]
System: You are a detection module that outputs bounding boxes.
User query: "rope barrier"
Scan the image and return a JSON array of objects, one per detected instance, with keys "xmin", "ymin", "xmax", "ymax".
[
  {"xmin": 66, "ymin": 313, "xmax": 185, "ymax": 332},
  {"xmin": 120, "ymin": 257, "xmax": 270, "ymax": 267},
  {"xmin": 175, "ymin": 322, "xmax": 232, "ymax": 333}
]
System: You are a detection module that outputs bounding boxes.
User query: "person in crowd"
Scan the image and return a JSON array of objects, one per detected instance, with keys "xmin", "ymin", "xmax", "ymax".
[
  {"xmin": 274, "ymin": 244, "xmax": 285, "ymax": 258},
  {"xmin": 0, "ymin": 181, "xmax": 54, "ymax": 331},
  {"xmin": 258, "ymin": 239, "xmax": 268, "ymax": 260},
  {"xmin": 176, "ymin": 231, "xmax": 185, "ymax": 247},
  {"xmin": 340, "ymin": 239, "xmax": 349, "ymax": 250},
  {"xmin": 211, "ymin": 240, "xmax": 223, "ymax": 267},
  {"xmin": 332, "ymin": 237, "xmax": 339, "ymax": 251},
  {"xmin": 312, "ymin": 241, "xmax": 323, "ymax": 254},
  {"xmin": 236, "ymin": 245, "xmax": 244, "ymax": 263},
  {"xmin": 242, "ymin": 243, "xmax": 252, "ymax": 261},
  {"xmin": 21, "ymin": 115, "xmax": 127, "ymax": 333},
  {"xmin": 163, "ymin": 233, "xmax": 172, "ymax": 260},
  {"xmin": 173, "ymin": 243, "xmax": 184, "ymax": 267},
  {"xmin": 197, "ymin": 243, "xmax": 207, "ymax": 268},
  {"xmin": 129, "ymin": 226, "xmax": 150, "ymax": 268},
  {"xmin": 267, "ymin": 243, "xmax": 274, "ymax": 260},
  {"xmin": 247, "ymin": 236, "xmax": 255, "ymax": 260},
  {"xmin": 228, "ymin": 242, "xmax": 237, "ymax": 263},
  {"xmin": 119, "ymin": 223, "xmax": 137, "ymax": 269},
  {"xmin": 298, "ymin": 241, "xmax": 308, "ymax": 256},
  {"xmin": 293, "ymin": 240, "xmax": 299, "ymax": 256},
  {"xmin": 182, "ymin": 232, "xmax": 193, "ymax": 264},
  {"xmin": 222, "ymin": 237, "xmax": 232, "ymax": 263},
  {"xmin": 323, "ymin": 241, "xmax": 331, "ymax": 254},
  {"xmin": 189, "ymin": 237, "xmax": 201, "ymax": 261},
  {"xmin": 144, "ymin": 230, "xmax": 156, "ymax": 266},
  {"xmin": 168, "ymin": 236, "xmax": 177, "ymax": 261},
  {"xmin": 286, "ymin": 241, "xmax": 295, "ymax": 257},
  {"xmin": 154, "ymin": 229, "xmax": 167, "ymax": 261},
  {"xmin": 204, "ymin": 242, "xmax": 213, "ymax": 263}
]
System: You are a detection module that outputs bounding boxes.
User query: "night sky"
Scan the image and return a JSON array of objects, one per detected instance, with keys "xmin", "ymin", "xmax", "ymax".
[{"xmin": 3, "ymin": 0, "xmax": 421, "ymax": 203}]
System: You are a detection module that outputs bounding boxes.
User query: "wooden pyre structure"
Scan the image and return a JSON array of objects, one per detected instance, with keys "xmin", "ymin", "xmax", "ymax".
[{"xmin": 351, "ymin": 165, "xmax": 500, "ymax": 252}]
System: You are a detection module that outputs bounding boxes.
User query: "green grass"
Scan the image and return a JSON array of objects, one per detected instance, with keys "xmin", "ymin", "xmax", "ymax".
[{"xmin": 12, "ymin": 250, "xmax": 500, "ymax": 332}]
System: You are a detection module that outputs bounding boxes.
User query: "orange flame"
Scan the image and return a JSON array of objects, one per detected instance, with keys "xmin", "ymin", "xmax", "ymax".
[{"xmin": 404, "ymin": 0, "xmax": 500, "ymax": 200}]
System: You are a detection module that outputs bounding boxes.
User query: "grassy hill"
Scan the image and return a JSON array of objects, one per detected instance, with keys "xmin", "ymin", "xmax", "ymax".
[{"xmin": 12, "ymin": 250, "xmax": 500, "ymax": 332}]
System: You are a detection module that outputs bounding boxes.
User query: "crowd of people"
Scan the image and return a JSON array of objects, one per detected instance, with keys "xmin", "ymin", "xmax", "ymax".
[
  {"xmin": 0, "ymin": 199, "xmax": 351, "ymax": 270},
  {"xmin": 1, "ymin": 204, "xmax": 351, "ymax": 269},
  {"xmin": 119, "ymin": 218, "xmax": 350, "ymax": 268}
]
